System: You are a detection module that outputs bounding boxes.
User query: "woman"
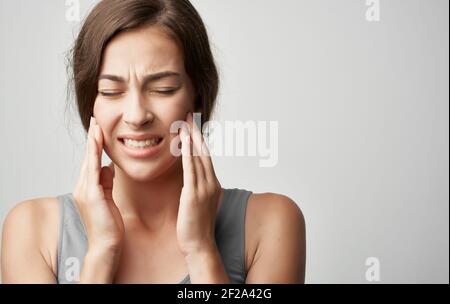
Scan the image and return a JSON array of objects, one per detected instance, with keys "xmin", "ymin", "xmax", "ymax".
[{"xmin": 1, "ymin": 0, "xmax": 305, "ymax": 284}]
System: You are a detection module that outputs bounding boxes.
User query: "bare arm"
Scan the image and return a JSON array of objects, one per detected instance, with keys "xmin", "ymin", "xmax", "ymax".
[
  {"xmin": 1, "ymin": 200, "xmax": 57, "ymax": 283},
  {"xmin": 245, "ymin": 194, "xmax": 306, "ymax": 284},
  {"xmin": 1, "ymin": 199, "xmax": 121, "ymax": 284}
]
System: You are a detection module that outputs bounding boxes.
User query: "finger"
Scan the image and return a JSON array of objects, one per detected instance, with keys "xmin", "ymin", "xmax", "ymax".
[
  {"xmin": 200, "ymin": 139, "xmax": 218, "ymax": 184},
  {"xmin": 201, "ymin": 148, "xmax": 218, "ymax": 187},
  {"xmin": 187, "ymin": 112, "xmax": 204, "ymax": 157},
  {"xmin": 188, "ymin": 112, "xmax": 215, "ymax": 183},
  {"xmin": 187, "ymin": 113, "xmax": 207, "ymax": 183},
  {"xmin": 78, "ymin": 125, "xmax": 91, "ymax": 186},
  {"xmin": 84, "ymin": 118, "xmax": 93, "ymax": 187},
  {"xmin": 93, "ymin": 119, "xmax": 105, "ymax": 177},
  {"xmin": 94, "ymin": 122, "xmax": 103, "ymax": 159},
  {"xmin": 87, "ymin": 117, "xmax": 100, "ymax": 186},
  {"xmin": 192, "ymin": 154, "xmax": 205, "ymax": 185},
  {"xmin": 99, "ymin": 166, "xmax": 114, "ymax": 201},
  {"xmin": 100, "ymin": 165, "xmax": 122, "ymax": 231},
  {"xmin": 180, "ymin": 126, "xmax": 196, "ymax": 187}
]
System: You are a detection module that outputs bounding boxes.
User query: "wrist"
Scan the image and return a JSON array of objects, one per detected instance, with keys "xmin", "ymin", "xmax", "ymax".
[
  {"xmin": 88, "ymin": 243, "xmax": 122, "ymax": 257},
  {"xmin": 184, "ymin": 241, "xmax": 220, "ymax": 266},
  {"xmin": 183, "ymin": 243, "xmax": 230, "ymax": 284},
  {"xmin": 182, "ymin": 240, "xmax": 217, "ymax": 259},
  {"xmin": 79, "ymin": 246, "xmax": 122, "ymax": 284},
  {"xmin": 86, "ymin": 244, "xmax": 122, "ymax": 271}
]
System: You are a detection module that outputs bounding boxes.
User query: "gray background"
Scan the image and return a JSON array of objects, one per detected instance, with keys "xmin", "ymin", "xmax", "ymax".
[{"xmin": 0, "ymin": 0, "xmax": 448, "ymax": 283}]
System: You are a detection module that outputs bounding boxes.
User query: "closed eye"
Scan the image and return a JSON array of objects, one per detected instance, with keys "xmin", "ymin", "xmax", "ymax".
[
  {"xmin": 151, "ymin": 88, "xmax": 179, "ymax": 95},
  {"xmin": 98, "ymin": 87, "xmax": 179, "ymax": 97},
  {"xmin": 99, "ymin": 91, "xmax": 124, "ymax": 97}
]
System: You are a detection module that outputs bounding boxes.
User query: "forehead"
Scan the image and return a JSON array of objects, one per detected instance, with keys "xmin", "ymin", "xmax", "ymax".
[{"xmin": 100, "ymin": 26, "xmax": 184, "ymax": 76}]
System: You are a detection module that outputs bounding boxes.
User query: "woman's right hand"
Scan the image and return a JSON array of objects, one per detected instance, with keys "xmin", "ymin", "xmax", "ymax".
[{"xmin": 73, "ymin": 117, "xmax": 125, "ymax": 254}]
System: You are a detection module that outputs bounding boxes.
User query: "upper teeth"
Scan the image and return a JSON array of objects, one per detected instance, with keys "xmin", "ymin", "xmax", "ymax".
[{"xmin": 124, "ymin": 138, "xmax": 160, "ymax": 148}]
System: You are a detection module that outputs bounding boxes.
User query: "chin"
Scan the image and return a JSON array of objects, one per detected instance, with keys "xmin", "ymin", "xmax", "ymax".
[
  {"xmin": 124, "ymin": 166, "xmax": 161, "ymax": 182},
  {"xmin": 116, "ymin": 156, "xmax": 179, "ymax": 183}
]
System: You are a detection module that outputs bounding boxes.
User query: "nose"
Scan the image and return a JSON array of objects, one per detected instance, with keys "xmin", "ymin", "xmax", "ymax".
[{"xmin": 122, "ymin": 90, "xmax": 154, "ymax": 128}]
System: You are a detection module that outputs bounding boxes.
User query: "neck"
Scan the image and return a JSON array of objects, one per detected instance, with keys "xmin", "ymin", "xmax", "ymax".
[{"xmin": 112, "ymin": 160, "xmax": 184, "ymax": 232}]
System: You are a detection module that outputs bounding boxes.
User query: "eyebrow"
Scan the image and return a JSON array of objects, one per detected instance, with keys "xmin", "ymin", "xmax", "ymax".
[{"xmin": 98, "ymin": 71, "xmax": 181, "ymax": 86}]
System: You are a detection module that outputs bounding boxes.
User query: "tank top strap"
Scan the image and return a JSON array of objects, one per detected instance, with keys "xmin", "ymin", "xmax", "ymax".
[
  {"xmin": 213, "ymin": 188, "xmax": 252, "ymax": 283},
  {"xmin": 56, "ymin": 193, "xmax": 88, "ymax": 284},
  {"xmin": 55, "ymin": 188, "xmax": 252, "ymax": 284}
]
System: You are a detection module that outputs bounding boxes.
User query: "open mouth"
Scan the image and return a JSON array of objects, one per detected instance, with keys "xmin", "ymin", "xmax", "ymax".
[
  {"xmin": 117, "ymin": 136, "xmax": 164, "ymax": 159},
  {"xmin": 118, "ymin": 137, "xmax": 163, "ymax": 149}
]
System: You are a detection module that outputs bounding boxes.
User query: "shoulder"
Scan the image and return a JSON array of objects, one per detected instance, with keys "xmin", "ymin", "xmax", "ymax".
[
  {"xmin": 244, "ymin": 192, "xmax": 306, "ymax": 283},
  {"xmin": 2, "ymin": 197, "xmax": 59, "ymax": 235},
  {"xmin": 1, "ymin": 197, "xmax": 60, "ymax": 276},
  {"xmin": 247, "ymin": 192, "xmax": 305, "ymax": 230}
]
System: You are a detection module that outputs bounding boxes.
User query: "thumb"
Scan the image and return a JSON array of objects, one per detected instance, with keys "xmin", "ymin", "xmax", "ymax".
[{"xmin": 100, "ymin": 166, "xmax": 114, "ymax": 201}]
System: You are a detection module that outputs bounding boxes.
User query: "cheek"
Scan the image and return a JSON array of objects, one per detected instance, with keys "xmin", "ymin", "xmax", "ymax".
[
  {"xmin": 173, "ymin": 83, "xmax": 196, "ymax": 111},
  {"xmin": 93, "ymin": 101, "xmax": 118, "ymax": 144},
  {"xmin": 157, "ymin": 95, "xmax": 193, "ymax": 124}
]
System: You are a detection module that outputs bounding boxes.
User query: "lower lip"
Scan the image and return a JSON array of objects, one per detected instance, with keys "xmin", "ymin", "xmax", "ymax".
[{"xmin": 119, "ymin": 138, "xmax": 164, "ymax": 159}]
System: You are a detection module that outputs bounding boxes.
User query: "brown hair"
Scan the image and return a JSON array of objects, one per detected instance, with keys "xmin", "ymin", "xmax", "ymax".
[{"xmin": 68, "ymin": 0, "xmax": 219, "ymax": 132}]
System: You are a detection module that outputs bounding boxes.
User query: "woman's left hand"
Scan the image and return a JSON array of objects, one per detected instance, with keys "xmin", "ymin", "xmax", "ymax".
[{"xmin": 176, "ymin": 112, "xmax": 223, "ymax": 257}]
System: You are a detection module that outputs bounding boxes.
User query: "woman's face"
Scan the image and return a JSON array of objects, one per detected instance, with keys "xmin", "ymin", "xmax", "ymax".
[{"xmin": 93, "ymin": 25, "xmax": 196, "ymax": 182}]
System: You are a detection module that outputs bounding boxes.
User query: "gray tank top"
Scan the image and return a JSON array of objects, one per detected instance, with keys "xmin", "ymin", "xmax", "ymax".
[{"xmin": 56, "ymin": 188, "xmax": 252, "ymax": 284}]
